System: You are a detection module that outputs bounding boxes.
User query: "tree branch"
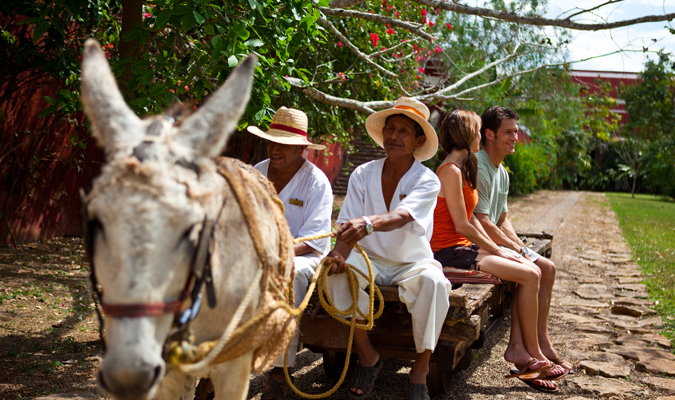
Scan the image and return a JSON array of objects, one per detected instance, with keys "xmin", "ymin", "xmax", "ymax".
[
  {"xmin": 328, "ymin": 0, "xmax": 366, "ymax": 8},
  {"xmin": 412, "ymin": 0, "xmax": 675, "ymax": 31},
  {"xmin": 562, "ymin": 0, "xmax": 624, "ymax": 21},
  {"xmin": 285, "ymin": 77, "xmax": 377, "ymax": 114},
  {"xmin": 320, "ymin": 7, "xmax": 434, "ymax": 42},
  {"xmin": 317, "ymin": 17, "xmax": 397, "ymax": 78}
]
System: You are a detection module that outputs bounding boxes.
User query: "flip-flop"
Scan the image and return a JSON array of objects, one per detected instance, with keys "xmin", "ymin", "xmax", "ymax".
[
  {"xmin": 408, "ymin": 383, "xmax": 431, "ymax": 400},
  {"xmin": 348, "ymin": 358, "xmax": 384, "ymax": 400},
  {"xmin": 516, "ymin": 376, "xmax": 560, "ymax": 393},
  {"xmin": 510, "ymin": 366, "xmax": 568, "ymax": 381},
  {"xmin": 550, "ymin": 357, "xmax": 574, "ymax": 375},
  {"xmin": 504, "ymin": 357, "xmax": 552, "ymax": 380}
]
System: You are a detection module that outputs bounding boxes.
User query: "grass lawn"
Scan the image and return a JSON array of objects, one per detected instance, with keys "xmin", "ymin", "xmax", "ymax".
[{"xmin": 606, "ymin": 192, "xmax": 675, "ymax": 339}]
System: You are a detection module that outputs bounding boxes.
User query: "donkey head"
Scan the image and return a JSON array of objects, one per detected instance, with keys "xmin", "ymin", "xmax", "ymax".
[{"xmin": 80, "ymin": 39, "xmax": 255, "ymax": 400}]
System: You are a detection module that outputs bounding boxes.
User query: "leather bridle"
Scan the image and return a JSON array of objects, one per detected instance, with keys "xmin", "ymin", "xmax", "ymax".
[{"xmin": 81, "ymin": 197, "xmax": 218, "ymax": 350}]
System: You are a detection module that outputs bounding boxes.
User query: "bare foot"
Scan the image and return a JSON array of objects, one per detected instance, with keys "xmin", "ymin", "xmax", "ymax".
[{"xmin": 504, "ymin": 349, "xmax": 550, "ymax": 372}]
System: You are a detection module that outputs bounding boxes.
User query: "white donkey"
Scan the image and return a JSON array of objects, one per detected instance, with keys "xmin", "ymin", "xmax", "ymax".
[{"xmin": 80, "ymin": 39, "xmax": 293, "ymax": 400}]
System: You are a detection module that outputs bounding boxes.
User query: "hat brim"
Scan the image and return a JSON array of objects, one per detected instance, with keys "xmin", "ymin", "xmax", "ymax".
[
  {"xmin": 247, "ymin": 126, "xmax": 325, "ymax": 150},
  {"xmin": 365, "ymin": 108, "xmax": 438, "ymax": 161}
]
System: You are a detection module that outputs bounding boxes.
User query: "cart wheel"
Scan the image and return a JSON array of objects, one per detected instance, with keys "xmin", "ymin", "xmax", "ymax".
[
  {"xmin": 428, "ymin": 362, "xmax": 453, "ymax": 396},
  {"xmin": 322, "ymin": 350, "xmax": 349, "ymax": 379}
]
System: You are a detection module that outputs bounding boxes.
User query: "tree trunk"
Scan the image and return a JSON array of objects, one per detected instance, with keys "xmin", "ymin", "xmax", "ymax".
[{"xmin": 118, "ymin": 0, "xmax": 144, "ymax": 100}]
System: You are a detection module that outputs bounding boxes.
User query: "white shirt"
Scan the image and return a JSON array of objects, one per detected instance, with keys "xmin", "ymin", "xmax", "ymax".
[
  {"xmin": 337, "ymin": 158, "xmax": 441, "ymax": 265},
  {"xmin": 255, "ymin": 159, "xmax": 333, "ymax": 255}
]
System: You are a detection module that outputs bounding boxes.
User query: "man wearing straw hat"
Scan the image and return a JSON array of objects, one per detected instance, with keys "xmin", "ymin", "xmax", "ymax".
[
  {"xmin": 248, "ymin": 107, "xmax": 334, "ymax": 399},
  {"xmin": 325, "ymin": 98, "xmax": 451, "ymax": 400}
]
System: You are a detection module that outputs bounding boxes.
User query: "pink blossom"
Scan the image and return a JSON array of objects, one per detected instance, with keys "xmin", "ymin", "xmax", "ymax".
[
  {"xmin": 423, "ymin": 17, "xmax": 428, "ymax": 24},
  {"xmin": 419, "ymin": 67, "xmax": 425, "ymax": 73},
  {"xmin": 370, "ymin": 33, "xmax": 380, "ymax": 47},
  {"xmin": 105, "ymin": 51, "xmax": 111, "ymax": 60},
  {"xmin": 386, "ymin": 28, "xmax": 395, "ymax": 35},
  {"xmin": 388, "ymin": 5, "xmax": 393, "ymax": 11},
  {"xmin": 395, "ymin": 10, "xmax": 400, "ymax": 18},
  {"xmin": 428, "ymin": 21, "xmax": 434, "ymax": 27},
  {"xmin": 145, "ymin": 13, "xmax": 151, "ymax": 18},
  {"xmin": 338, "ymin": 42, "xmax": 343, "ymax": 48},
  {"xmin": 446, "ymin": 23, "xmax": 453, "ymax": 30},
  {"xmin": 393, "ymin": 53, "xmax": 399, "ymax": 59},
  {"xmin": 421, "ymin": 8, "xmax": 428, "ymax": 16},
  {"xmin": 184, "ymin": 85, "xmax": 189, "ymax": 90}
]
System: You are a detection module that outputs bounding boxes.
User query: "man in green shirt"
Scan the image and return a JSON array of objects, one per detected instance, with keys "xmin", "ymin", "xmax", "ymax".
[{"xmin": 474, "ymin": 106, "xmax": 573, "ymax": 380}]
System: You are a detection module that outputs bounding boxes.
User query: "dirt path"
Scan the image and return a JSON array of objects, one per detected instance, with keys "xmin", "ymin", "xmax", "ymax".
[{"xmin": 1, "ymin": 190, "xmax": 673, "ymax": 399}]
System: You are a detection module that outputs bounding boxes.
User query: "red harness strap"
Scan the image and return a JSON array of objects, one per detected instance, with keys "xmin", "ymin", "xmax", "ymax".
[{"xmin": 101, "ymin": 300, "xmax": 185, "ymax": 317}]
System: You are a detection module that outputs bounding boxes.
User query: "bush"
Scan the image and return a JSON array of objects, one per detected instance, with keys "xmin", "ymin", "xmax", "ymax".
[
  {"xmin": 503, "ymin": 141, "xmax": 553, "ymax": 195},
  {"xmin": 642, "ymin": 137, "xmax": 675, "ymax": 200}
]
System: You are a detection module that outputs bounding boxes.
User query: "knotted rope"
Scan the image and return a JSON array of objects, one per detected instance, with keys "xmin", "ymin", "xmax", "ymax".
[{"xmin": 166, "ymin": 158, "xmax": 384, "ymax": 400}]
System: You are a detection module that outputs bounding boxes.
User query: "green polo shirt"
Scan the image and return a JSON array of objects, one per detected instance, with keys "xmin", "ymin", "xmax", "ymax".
[{"xmin": 475, "ymin": 150, "xmax": 509, "ymax": 225}]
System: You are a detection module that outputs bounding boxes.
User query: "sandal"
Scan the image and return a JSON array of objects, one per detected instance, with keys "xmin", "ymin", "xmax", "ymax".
[
  {"xmin": 516, "ymin": 377, "xmax": 559, "ymax": 393},
  {"xmin": 510, "ymin": 365, "xmax": 568, "ymax": 381},
  {"xmin": 408, "ymin": 383, "xmax": 431, "ymax": 400},
  {"xmin": 550, "ymin": 357, "xmax": 574, "ymax": 375},
  {"xmin": 347, "ymin": 358, "xmax": 384, "ymax": 400},
  {"xmin": 504, "ymin": 358, "xmax": 552, "ymax": 380},
  {"xmin": 261, "ymin": 373, "xmax": 290, "ymax": 400}
]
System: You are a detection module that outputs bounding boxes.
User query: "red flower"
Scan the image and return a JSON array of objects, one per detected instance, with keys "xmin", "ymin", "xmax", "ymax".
[
  {"xmin": 386, "ymin": 28, "xmax": 395, "ymax": 35},
  {"xmin": 446, "ymin": 23, "xmax": 453, "ymax": 29},
  {"xmin": 420, "ymin": 67, "xmax": 425, "ymax": 73},
  {"xmin": 395, "ymin": 10, "xmax": 400, "ymax": 18},
  {"xmin": 421, "ymin": 8, "xmax": 428, "ymax": 16},
  {"xmin": 428, "ymin": 21, "xmax": 434, "ymax": 27},
  {"xmin": 338, "ymin": 42, "xmax": 343, "ymax": 48},
  {"xmin": 145, "ymin": 12, "xmax": 151, "ymax": 18},
  {"xmin": 381, "ymin": 47, "xmax": 387, "ymax": 51},
  {"xmin": 370, "ymin": 33, "xmax": 380, "ymax": 47}
]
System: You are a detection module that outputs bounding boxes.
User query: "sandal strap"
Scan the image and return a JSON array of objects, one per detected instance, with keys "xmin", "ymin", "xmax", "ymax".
[{"xmin": 261, "ymin": 375, "xmax": 289, "ymax": 400}]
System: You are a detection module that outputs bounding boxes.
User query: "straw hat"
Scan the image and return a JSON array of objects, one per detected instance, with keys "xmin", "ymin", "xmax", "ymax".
[
  {"xmin": 365, "ymin": 97, "xmax": 438, "ymax": 161},
  {"xmin": 247, "ymin": 107, "xmax": 325, "ymax": 150}
]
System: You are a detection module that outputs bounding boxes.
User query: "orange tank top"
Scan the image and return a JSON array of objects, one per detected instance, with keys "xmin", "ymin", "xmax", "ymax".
[{"xmin": 430, "ymin": 162, "xmax": 479, "ymax": 251}]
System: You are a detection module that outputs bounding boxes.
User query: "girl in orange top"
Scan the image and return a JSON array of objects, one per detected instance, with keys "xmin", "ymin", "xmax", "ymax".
[{"xmin": 431, "ymin": 110, "xmax": 565, "ymax": 391}]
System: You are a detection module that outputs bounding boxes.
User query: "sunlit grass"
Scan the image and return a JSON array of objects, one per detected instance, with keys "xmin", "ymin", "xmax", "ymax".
[{"xmin": 606, "ymin": 192, "xmax": 675, "ymax": 339}]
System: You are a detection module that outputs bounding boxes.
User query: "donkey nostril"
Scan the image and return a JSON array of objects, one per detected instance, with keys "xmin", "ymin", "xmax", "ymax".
[{"xmin": 150, "ymin": 364, "xmax": 165, "ymax": 389}]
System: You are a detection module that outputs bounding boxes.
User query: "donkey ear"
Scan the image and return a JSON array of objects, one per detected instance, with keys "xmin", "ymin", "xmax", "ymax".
[
  {"xmin": 177, "ymin": 55, "xmax": 257, "ymax": 159},
  {"xmin": 80, "ymin": 39, "xmax": 143, "ymax": 158}
]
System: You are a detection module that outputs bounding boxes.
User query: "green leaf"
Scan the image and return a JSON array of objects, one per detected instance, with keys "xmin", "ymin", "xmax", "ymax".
[
  {"xmin": 43, "ymin": 96, "xmax": 57, "ymax": 106},
  {"xmin": 193, "ymin": 11, "xmax": 205, "ymax": 25},
  {"xmin": 156, "ymin": 10, "xmax": 172, "ymax": 28},
  {"xmin": 182, "ymin": 13, "xmax": 196, "ymax": 31},
  {"xmin": 244, "ymin": 38, "xmax": 264, "ymax": 48},
  {"xmin": 33, "ymin": 21, "xmax": 49, "ymax": 43},
  {"xmin": 172, "ymin": 5, "xmax": 193, "ymax": 15},
  {"xmin": 204, "ymin": 24, "xmax": 215, "ymax": 36},
  {"xmin": 149, "ymin": 84, "xmax": 167, "ymax": 97},
  {"xmin": 38, "ymin": 105, "xmax": 57, "ymax": 118},
  {"xmin": 227, "ymin": 55, "xmax": 238, "ymax": 68}
]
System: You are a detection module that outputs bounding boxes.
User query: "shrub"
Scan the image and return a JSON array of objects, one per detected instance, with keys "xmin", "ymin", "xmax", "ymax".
[{"xmin": 503, "ymin": 141, "xmax": 552, "ymax": 195}]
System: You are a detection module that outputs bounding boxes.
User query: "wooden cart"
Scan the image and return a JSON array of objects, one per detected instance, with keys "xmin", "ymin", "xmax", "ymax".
[{"xmin": 298, "ymin": 232, "xmax": 553, "ymax": 396}]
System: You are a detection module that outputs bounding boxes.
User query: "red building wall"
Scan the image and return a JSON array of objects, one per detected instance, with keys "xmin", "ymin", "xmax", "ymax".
[{"xmin": 569, "ymin": 70, "xmax": 641, "ymax": 127}]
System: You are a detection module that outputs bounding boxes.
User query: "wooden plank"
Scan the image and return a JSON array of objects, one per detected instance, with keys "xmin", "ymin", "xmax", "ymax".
[
  {"xmin": 517, "ymin": 231, "xmax": 553, "ymax": 240},
  {"xmin": 446, "ymin": 284, "xmax": 496, "ymax": 321}
]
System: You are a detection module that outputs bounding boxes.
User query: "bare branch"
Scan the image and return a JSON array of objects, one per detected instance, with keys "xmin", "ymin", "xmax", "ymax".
[
  {"xmin": 320, "ymin": 7, "xmax": 434, "ymax": 42},
  {"xmin": 317, "ymin": 17, "xmax": 397, "ymax": 78},
  {"xmin": 285, "ymin": 77, "xmax": 377, "ymax": 114},
  {"xmin": 432, "ymin": 43, "xmax": 521, "ymax": 97},
  {"xmin": 369, "ymin": 38, "xmax": 419, "ymax": 58},
  {"xmin": 328, "ymin": 0, "xmax": 366, "ymax": 8},
  {"xmin": 562, "ymin": 0, "xmax": 625, "ymax": 20},
  {"xmin": 412, "ymin": 0, "xmax": 675, "ymax": 31}
]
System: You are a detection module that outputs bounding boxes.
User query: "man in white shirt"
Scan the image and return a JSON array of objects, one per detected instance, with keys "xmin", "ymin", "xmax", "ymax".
[
  {"xmin": 326, "ymin": 98, "xmax": 450, "ymax": 400},
  {"xmin": 247, "ymin": 107, "xmax": 333, "ymax": 399}
]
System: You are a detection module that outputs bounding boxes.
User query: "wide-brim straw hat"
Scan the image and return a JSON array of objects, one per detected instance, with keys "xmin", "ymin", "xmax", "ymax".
[
  {"xmin": 365, "ymin": 97, "xmax": 438, "ymax": 161},
  {"xmin": 247, "ymin": 107, "xmax": 325, "ymax": 150}
]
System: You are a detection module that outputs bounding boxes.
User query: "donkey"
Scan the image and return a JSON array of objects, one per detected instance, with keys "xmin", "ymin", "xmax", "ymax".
[{"xmin": 80, "ymin": 39, "xmax": 293, "ymax": 400}]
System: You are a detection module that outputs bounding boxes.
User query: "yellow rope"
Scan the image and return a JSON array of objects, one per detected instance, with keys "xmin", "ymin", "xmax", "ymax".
[{"xmin": 281, "ymin": 233, "xmax": 384, "ymax": 399}]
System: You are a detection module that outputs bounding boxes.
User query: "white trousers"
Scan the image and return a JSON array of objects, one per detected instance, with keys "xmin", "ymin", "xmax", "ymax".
[
  {"xmin": 326, "ymin": 252, "xmax": 451, "ymax": 353},
  {"xmin": 272, "ymin": 252, "xmax": 322, "ymax": 368}
]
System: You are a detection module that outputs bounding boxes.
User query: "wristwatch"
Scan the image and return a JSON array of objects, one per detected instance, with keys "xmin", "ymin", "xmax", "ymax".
[
  {"xmin": 520, "ymin": 246, "xmax": 528, "ymax": 256},
  {"xmin": 362, "ymin": 216, "xmax": 374, "ymax": 235}
]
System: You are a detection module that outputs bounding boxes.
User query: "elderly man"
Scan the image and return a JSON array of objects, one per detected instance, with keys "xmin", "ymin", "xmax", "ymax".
[
  {"xmin": 326, "ymin": 98, "xmax": 450, "ymax": 400},
  {"xmin": 474, "ymin": 106, "xmax": 569, "ymax": 392},
  {"xmin": 248, "ymin": 107, "xmax": 333, "ymax": 399}
]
